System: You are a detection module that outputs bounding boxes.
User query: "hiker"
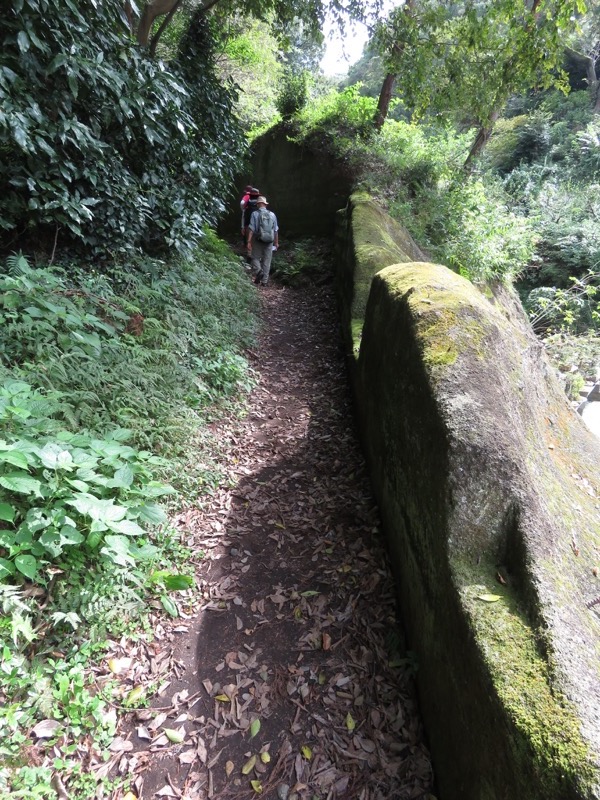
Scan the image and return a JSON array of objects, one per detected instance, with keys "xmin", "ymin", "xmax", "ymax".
[
  {"xmin": 240, "ymin": 186, "xmax": 260, "ymax": 244},
  {"xmin": 247, "ymin": 196, "xmax": 278, "ymax": 287}
]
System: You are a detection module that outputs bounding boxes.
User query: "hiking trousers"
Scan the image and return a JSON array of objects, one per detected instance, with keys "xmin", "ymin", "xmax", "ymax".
[{"xmin": 250, "ymin": 241, "xmax": 273, "ymax": 285}]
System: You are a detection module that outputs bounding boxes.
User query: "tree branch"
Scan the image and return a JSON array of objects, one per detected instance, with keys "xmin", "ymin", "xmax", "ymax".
[{"xmin": 149, "ymin": 0, "xmax": 183, "ymax": 57}]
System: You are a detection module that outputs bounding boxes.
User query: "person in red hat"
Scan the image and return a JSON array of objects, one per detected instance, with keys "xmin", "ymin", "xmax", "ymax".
[{"xmin": 240, "ymin": 185, "xmax": 260, "ymax": 244}]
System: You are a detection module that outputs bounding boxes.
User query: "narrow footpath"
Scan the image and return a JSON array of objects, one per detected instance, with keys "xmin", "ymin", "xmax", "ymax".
[{"xmin": 113, "ymin": 278, "xmax": 435, "ymax": 800}]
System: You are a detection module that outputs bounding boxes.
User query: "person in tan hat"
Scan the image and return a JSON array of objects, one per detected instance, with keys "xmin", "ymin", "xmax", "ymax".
[{"xmin": 246, "ymin": 196, "xmax": 279, "ymax": 286}]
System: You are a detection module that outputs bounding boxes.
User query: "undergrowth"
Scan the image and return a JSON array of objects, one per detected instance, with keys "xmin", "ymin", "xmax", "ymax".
[{"xmin": 0, "ymin": 234, "xmax": 259, "ymax": 796}]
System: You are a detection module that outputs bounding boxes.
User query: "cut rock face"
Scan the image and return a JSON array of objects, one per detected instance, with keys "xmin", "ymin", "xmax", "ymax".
[{"xmin": 336, "ymin": 192, "xmax": 600, "ymax": 800}]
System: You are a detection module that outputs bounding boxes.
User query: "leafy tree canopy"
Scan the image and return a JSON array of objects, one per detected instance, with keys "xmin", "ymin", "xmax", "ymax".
[
  {"xmin": 373, "ymin": 0, "xmax": 587, "ymax": 126},
  {"xmin": 0, "ymin": 0, "xmax": 244, "ymax": 258}
]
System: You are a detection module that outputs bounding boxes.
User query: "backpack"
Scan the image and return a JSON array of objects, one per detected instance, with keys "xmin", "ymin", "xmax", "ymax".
[
  {"xmin": 256, "ymin": 208, "xmax": 275, "ymax": 243},
  {"xmin": 243, "ymin": 194, "xmax": 259, "ymax": 227}
]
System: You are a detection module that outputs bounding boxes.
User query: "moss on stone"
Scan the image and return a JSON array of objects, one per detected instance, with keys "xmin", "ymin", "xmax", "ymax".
[
  {"xmin": 378, "ymin": 262, "xmax": 493, "ymax": 373},
  {"xmin": 347, "ymin": 193, "xmax": 425, "ymax": 354},
  {"xmin": 336, "ymin": 190, "xmax": 600, "ymax": 799},
  {"xmin": 455, "ymin": 559, "xmax": 595, "ymax": 795}
]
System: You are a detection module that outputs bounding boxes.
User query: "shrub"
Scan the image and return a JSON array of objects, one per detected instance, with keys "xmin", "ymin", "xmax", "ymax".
[
  {"xmin": 0, "ymin": 380, "xmax": 172, "ymax": 586},
  {"xmin": 276, "ymin": 67, "xmax": 309, "ymax": 119},
  {"xmin": 0, "ymin": 246, "xmax": 257, "ymax": 455},
  {"xmin": 0, "ymin": 0, "xmax": 244, "ymax": 257}
]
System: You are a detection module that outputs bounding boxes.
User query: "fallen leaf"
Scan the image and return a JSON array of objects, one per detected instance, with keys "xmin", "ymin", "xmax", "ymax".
[
  {"xmin": 125, "ymin": 686, "xmax": 145, "ymax": 706},
  {"xmin": 242, "ymin": 755, "xmax": 257, "ymax": 775},
  {"xmin": 260, "ymin": 752, "xmax": 271, "ymax": 764},
  {"xmin": 31, "ymin": 719, "xmax": 61, "ymax": 739},
  {"xmin": 164, "ymin": 728, "xmax": 185, "ymax": 744},
  {"xmin": 109, "ymin": 737, "xmax": 134, "ymax": 753},
  {"xmin": 215, "ymin": 694, "xmax": 230, "ymax": 702},
  {"xmin": 250, "ymin": 779, "xmax": 263, "ymax": 793},
  {"xmin": 477, "ymin": 594, "xmax": 502, "ymax": 603},
  {"xmin": 225, "ymin": 760, "xmax": 235, "ymax": 778},
  {"xmin": 322, "ymin": 633, "xmax": 331, "ymax": 651},
  {"xmin": 301, "ymin": 745, "xmax": 312, "ymax": 760},
  {"xmin": 249, "ymin": 718, "xmax": 261, "ymax": 739},
  {"xmin": 345, "ymin": 713, "xmax": 355, "ymax": 732},
  {"xmin": 179, "ymin": 750, "xmax": 196, "ymax": 764},
  {"xmin": 156, "ymin": 786, "xmax": 178, "ymax": 797},
  {"xmin": 197, "ymin": 737, "xmax": 208, "ymax": 764}
]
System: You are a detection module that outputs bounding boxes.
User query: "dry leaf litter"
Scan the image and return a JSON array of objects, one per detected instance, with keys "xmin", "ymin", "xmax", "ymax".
[{"xmin": 100, "ymin": 278, "xmax": 435, "ymax": 800}]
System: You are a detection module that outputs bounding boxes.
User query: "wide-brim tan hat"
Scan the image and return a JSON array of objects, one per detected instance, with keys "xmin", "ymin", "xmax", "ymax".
[{"xmin": 256, "ymin": 196, "xmax": 269, "ymax": 204}]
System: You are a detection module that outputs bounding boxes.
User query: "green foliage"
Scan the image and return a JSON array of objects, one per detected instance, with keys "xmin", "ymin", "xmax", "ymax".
[
  {"xmin": 523, "ymin": 273, "xmax": 600, "ymax": 334},
  {"xmin": 273, "ymin": 238, "xmax": 333, "ymax": 285},
  {"xmin": 295, "ymin": 92, "xmax": 535, "ymax": 282},
  {"xmin": 372, "ymin": 0, "xmax": 585, "ymax": 127},
  {"xmin": 296, "ymin": 85, "xmax": 378, "ymax": 137},
  {"xmin": 0, "ymin": 0, "xmax": 244, "ymax": 257},
  {"xmin": 0, "ymin": 379, "xmax": 173, "ymax": 585},
  {"xmin": 218, "ymin": 19, "xmax": 283, "ymax": 135},
  {"xmin": 0, "ymin": 236, "xmax": 258, "ymax": 796},
  {"xmin": 0, "ymin": 245, "xmax": 257, "ymax": 454},
  {"xmin": 276, "ymin": 68, "xmax": 309, "ymax": 119}
]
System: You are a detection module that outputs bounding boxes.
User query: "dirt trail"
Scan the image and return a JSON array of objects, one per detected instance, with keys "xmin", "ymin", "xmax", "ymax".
[{"xmin": 116, "ymin": 279, "xmax": 435, "ymax": 800}]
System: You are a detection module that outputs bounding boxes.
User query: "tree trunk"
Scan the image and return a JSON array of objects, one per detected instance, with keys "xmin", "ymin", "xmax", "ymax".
[
  {"xmin": 373, "ymin": 72, "xmax": 397, "ymax": 130},
  {"xmin": 137, "ymin": 0, "xmax": 181, "ymax": 47},
  {"xmin": 564, "ymin": 46, "xmax": 600, "ymax": 114},
  {"xmin": 462, "ymin": 109, "xmax": 499, "ymax": 173},
  {"xmin": 372, "ymin": 0, "xmax": 414, "ymax": 131}
]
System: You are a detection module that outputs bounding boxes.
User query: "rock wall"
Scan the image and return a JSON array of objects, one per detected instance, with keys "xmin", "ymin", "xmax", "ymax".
[
  {"xmin": 336, "ymin": 193, "xmax": 600, "ymax": 800},
  {"xmin": 218, "ymin": 126, "xmax": 354, "ymax": 240}
]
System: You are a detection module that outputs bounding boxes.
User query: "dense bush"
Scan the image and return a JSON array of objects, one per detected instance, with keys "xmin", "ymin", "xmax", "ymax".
[
  {"xmin": 276, "ymin": 67, "xmax": 309, "ymax": 119},
  {"xmin": 0, "ymin": 0, "xmax": 244, "ymax": 257},
  {"xmin": 0, "ymin": 244, "xmax": 257, "ymax": 454}
]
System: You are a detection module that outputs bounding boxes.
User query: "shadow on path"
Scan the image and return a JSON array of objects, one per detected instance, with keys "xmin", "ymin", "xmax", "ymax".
[{"xmin": 120, "ymin": 280, "xmax": 435, "ymax": 800}]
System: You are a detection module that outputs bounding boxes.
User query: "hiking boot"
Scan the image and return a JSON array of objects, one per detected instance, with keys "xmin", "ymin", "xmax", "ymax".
[{"xmin": 253, "ymin": 271, "xmax": 263, "ymax": 285}]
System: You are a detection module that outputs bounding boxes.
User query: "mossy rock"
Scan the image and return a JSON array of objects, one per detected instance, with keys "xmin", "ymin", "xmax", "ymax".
[{"xmin": 335, "ymin": 193, "xmax": 600, "ymax": 800}]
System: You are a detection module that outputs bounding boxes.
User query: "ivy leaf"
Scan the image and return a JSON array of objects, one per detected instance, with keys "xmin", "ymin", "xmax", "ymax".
[
  {"xmin": 161, "ymin": 595, "xmax": 178, "ymax": 617},
  {"xmin": 15, "ymin": 553, "xmax": 37, "ymax": 579},
  {"xmin": 137, "ymin": 503, "xmax": 167, "ymax": 525},
  {"xmin": 0, "ymin": 557, "xmax": 15, "ymax": 579},
  {"xmin": 0, "ymin": 472, "xmax": 42, "ymax": 497},
  {"xmin": 0, "ymin": 451, "xmax": 29, "ymax": 470},
  {"xmin": 39, "ymin": 443, "xmax": 74, "ymax": 470},
  {"xmin": 163, "ymin": 573, "xmax": 194, "ymax": 591}
]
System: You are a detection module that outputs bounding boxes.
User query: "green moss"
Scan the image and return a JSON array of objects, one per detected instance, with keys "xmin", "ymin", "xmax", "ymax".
[
  {"xmin": 378, "ymin": 263, "xmax": 492, "ymax": 372},
  {"xmin": 348, "ymin": 193, "xmax": 425, "ymax": 346},
  {"xmin": 455, "ymin": 560, "xmax": 595, "ymax": 795},
  {"xmin": 351, "ymin": 318, "xmax": 363, "ymax": 357}
]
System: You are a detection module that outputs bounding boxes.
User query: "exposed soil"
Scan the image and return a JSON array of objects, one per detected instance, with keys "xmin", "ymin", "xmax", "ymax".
[{"xmin": 106, "ymin": 274, "xmax": 435, "ymax": 800}]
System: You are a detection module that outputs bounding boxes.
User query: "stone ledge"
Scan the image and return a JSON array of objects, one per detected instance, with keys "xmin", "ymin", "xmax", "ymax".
[{"xmin": 336, "ymin": 193, "xmax": 600, "ymax": 800}]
